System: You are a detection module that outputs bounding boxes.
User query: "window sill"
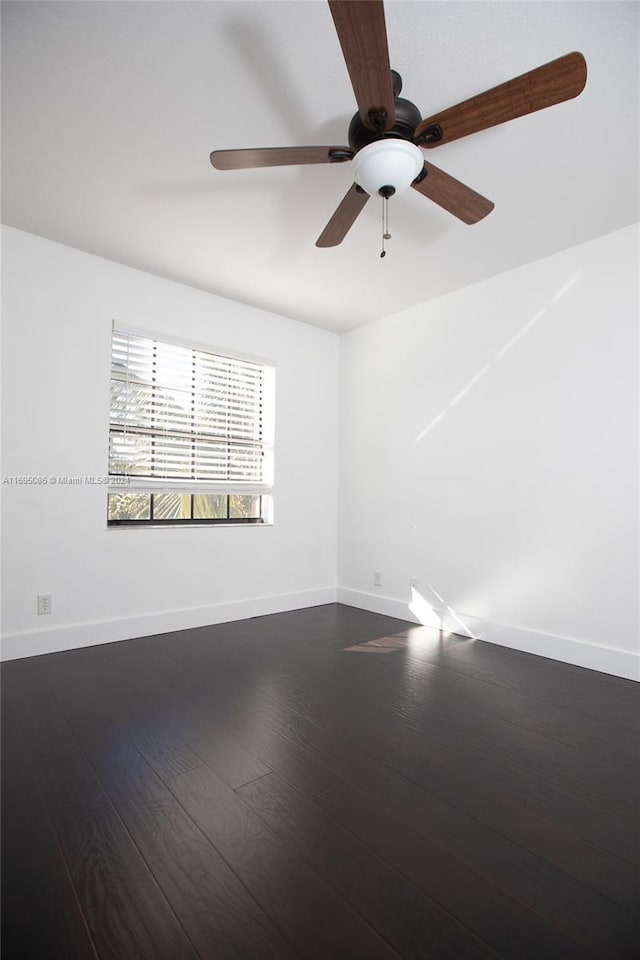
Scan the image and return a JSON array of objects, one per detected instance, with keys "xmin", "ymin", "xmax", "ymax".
[{"xmin": 107, "ymin": 521, "xmax": 273, "ymax": 529}]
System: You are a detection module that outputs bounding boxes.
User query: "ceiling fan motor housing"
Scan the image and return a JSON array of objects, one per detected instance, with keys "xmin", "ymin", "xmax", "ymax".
[
  {"xmin": 349, "ymin": 74, "xmax": 424, "ymax": 197},
  {"xmin": 348, "ymin": 96, "xmax": 422, "ymax": 154}
]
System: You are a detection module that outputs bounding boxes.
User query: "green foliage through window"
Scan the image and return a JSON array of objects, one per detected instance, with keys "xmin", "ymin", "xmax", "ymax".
[{"xmin": 107, "ymin": 493, "xmax": 263, "ymax": 525}]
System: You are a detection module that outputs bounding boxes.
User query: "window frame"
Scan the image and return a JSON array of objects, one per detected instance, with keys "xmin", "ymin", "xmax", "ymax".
[{"xmin": 107, "ymin": 324, "xmax": 275, "ymax": 527}]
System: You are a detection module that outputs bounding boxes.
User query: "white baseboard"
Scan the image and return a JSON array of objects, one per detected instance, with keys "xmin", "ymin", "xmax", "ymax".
[
  {"xmin": 4, "ymin": 585, "xmax": 637, "ymax": 682},
  {"xmin": 336, "ymin": 587, "xmax": 422, "ymax": 625},
  {"xmin": 337, "ymin": 587, "xmax": 639, "ymax": 681},
  {"xmin": 0, "ymin": 587, "xmax": 338, "ymax": 661}
]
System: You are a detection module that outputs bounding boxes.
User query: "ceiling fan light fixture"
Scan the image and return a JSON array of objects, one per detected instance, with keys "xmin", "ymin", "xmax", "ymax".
[{"xmin": 352, "ymin": 139, "xmax": 424, "ymax": 197}]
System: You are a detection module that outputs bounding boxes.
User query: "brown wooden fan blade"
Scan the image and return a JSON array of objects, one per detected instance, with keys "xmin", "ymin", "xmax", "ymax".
[
  {"xmin": 412, "ymin": 163, "xmax": 494, "ymax": 224},
  {"xmin": 328, "ymin": 1, "xmax": 395, "ymax": 131},
  {"xmin": 415, "ymin": 52, "xmax": 587, "ymax": 147},
  {"xmin": 316, "ymin": 185, "xmax": 370, "ymax": 247},
  {"xmin": 210, "ymin": 146, "xmax": 353, "ymax": 170}
]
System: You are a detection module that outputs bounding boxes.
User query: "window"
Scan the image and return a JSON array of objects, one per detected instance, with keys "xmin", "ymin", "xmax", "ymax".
[{"xmin": 107, "ymin": 326, "xmax": 274, "ymax": 525}]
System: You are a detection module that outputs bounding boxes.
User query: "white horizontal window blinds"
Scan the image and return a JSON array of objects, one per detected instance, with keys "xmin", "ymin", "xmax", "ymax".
[{"xmin": 109, "ymin": 329, "xmax": 273, "ymax": 494}]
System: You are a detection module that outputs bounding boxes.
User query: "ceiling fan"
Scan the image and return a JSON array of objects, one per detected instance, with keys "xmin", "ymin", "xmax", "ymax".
[{"xmin": 210, "ymin": 1, "xmax": 587, "ymax": 250}]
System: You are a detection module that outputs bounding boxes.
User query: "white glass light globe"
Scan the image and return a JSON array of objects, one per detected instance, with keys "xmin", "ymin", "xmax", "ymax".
[{"xmin": 352, "ymin": 139, "xmax": 424, "ymax": 197}]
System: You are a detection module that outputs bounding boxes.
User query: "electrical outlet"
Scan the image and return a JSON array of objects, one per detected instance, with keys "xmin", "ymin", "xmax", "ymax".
[
  {"xmin": 373, "ymin": 571, "xmax": 382, "ymax": 588},
  {"xmin": 37, "ymin": 594, "xmax": 52, "ymax": 615}
]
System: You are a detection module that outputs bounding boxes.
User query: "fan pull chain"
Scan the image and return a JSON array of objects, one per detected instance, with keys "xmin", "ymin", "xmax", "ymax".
[{"xmin": 380, "ymin": 195, "xmax": 391, "ymax": 258}]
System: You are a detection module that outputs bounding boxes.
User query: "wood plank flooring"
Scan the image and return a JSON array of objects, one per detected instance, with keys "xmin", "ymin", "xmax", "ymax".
[{"xmin": 2, "ymin": 603, "xmax": 639, "ymax": 959}]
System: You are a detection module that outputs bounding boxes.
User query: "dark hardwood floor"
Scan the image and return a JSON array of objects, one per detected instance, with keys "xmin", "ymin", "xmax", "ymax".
[{"xmin": 2, "ymin": 603, "xmax": 639, "ymax": 959}]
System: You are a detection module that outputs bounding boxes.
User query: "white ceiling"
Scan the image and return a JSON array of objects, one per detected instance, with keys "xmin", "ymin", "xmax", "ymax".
[{"xmin": 2, "ymin": 1, "xmax": 638, "ymax": 332}]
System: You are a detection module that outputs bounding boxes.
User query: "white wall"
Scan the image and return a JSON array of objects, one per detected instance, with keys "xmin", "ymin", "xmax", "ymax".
[
  {"xmin": 338, "ymin": 225, "xmax": 639, "ymax": 680},
  {"xmin": 1, "ymin": 226, "xmax": 339, "ymax": 659},
  {"xmin": 2, "ymin": 224, "xmax": 638, "ymax": 680}
]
